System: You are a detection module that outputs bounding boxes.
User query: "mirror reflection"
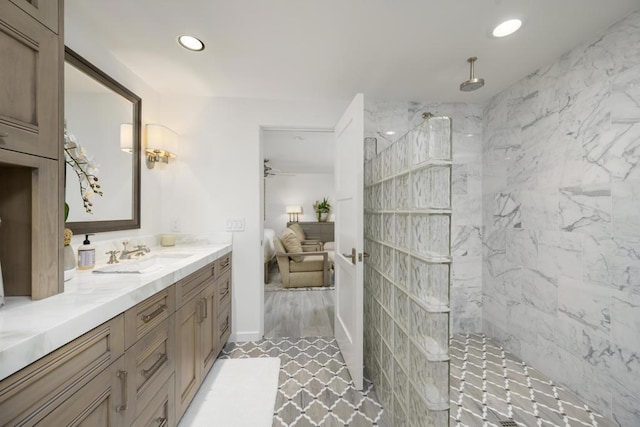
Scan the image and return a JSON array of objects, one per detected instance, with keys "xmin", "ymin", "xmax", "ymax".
[{"xmin": 64, "ymin": 48, "xmax": 141, "ymax": 233}]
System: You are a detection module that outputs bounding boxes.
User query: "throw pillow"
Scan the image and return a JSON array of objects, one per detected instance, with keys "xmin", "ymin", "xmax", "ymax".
[
  {"xmin": 281, "ymin": 228, "xmax": 303, "ymax": 262},
  {"xmin": 288, "ymin": 223, "xmax": 306, "ymax": 242}
]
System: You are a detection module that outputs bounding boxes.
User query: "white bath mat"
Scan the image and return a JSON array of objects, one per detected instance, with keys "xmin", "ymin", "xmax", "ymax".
[{"xmin": 178, "ymin": 357, "xmax": 281, "ymax": 427}]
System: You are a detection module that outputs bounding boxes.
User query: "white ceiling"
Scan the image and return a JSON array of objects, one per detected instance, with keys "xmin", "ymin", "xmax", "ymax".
[
  {"xmin": 263, "ymin": 130, "xmax": 334, "ymax": 174},
  {"xmin": 66, "ymin": 0, "xmax": 640, "ymax": 103}
]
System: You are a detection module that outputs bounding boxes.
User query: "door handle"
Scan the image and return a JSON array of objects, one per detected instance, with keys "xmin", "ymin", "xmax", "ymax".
[
  {"xmin": 358, "ymin": 252, "xmax": 370, "ymax": 262},
  {"xmin": 342, "ymin": 248, "xmax": 356, "ymax": 265}
]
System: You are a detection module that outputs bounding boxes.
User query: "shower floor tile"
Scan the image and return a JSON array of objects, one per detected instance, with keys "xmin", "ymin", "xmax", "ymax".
[{"xmin": 450, "ymin": 333, "xmax": 617, "ymax": 427}]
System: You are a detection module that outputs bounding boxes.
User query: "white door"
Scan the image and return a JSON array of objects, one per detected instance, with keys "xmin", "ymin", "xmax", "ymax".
[{"xmin": 334, "ymin": 94, "xmax": 365, "ymax": 390}]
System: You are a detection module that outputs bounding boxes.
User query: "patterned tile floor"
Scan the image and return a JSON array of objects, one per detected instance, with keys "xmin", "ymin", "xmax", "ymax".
[
  {"xmin": 450, "ymin": 334, "xmax": 617, "ymax": 427},
  {"xmin": 220, "ymin": 337, "xmax": 388, "ymax": 426}
]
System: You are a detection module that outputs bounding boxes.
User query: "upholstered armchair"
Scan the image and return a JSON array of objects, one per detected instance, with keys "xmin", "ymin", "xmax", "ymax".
[
  {"xmin": 274, "ymin": 233, "xmax": 330, "ymax": 288},
  {"xmin": 288, "ymin": 223, "xmax": 323, "ymax": 251}
]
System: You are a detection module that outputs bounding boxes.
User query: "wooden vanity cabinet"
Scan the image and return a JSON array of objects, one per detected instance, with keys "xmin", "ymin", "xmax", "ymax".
[
  {"xmin": 132, "ymin": 374, "xmax": 175, "ymax": 427},
  {"xmin": 0, "ymin": 0, "xmax": 64, "ymax": 300},
  {"xmin": 9, "ymin": 0, "xmax": 61, "ymax": 33},
  {"xmin": 0, "ymin": 252, "xmax": 232, "ymax": 427},
  {"xmin": 174, "ymin": 266, "xmax": 219, "ymax": 418},
  {"xmin": 38, "ymin": 356, "xmax": 128, "ymax": 427},
  {"xmin": 124, "ymin": 316, "xmax": 176, "ymax": 425},
  {"xmin": 175, "ymin": 294, "xmax": 201, "ymax": 417},
  {"xmin": 175, "ymin": 256, "xmax": 233, "ymax": 419},
  {"xmin": 0, "ymin": 0, "xmax": 61, "ymax": 159},
  {"xmin": 0, "ymin": 315, "xmax": 125, "ymax": 426}
]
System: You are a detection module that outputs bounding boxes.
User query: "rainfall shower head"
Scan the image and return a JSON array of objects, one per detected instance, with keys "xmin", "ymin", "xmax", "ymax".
[{"xmin": 460, "ymin": 57, "xmax": 485, "ymax": 92}]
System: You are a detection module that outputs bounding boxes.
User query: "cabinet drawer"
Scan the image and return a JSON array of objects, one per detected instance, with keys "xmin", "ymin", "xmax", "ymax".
[
  {"xmin": 125, "ymin": 287, "xmax": 175, "ymax": 349},
  {"xmin": 0, "ymin": 1, "xmax": 60, "ymax": 160},
  {"xmin": 175, "ymin": 262, "xmax": 215, "ymax": 307},
  {"xmin": 217, "ymin": 304, "xmax": 232, "ymax": 350},
  {"xmin": 132, "ymin": 374, "xmax": 175, "ymax": 427},
  {"xmin": 125, "ymin": 315, "xmax": 175, "ymax": 423},
  {"xmin": 37, "ymin": 356, "xmax": 127, "ymax": 427},
  {"xmin": 0, "ymin": 315, "xmax": 124, "ymax": 426},
  {"xmin": 215, "ymin": 269, "xmax": 232, "ymax": 316},
  {"xmin": 216, "ymin": 253, "xmax": 231, "ymax": 277}
]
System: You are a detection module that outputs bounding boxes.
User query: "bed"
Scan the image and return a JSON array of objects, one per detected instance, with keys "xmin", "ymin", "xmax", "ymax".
[{"xmin": 264, "ymin": 228, "xmax": 277, "ymax": 283}]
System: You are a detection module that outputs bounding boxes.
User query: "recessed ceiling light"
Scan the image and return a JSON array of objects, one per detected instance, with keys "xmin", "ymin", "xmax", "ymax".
[
  {"xmin": 492, "ymin": 19, "xmax": 522, "ymax": 38},
  {"xmin": 385, "ymin": 131, "xmax": 396, "ymax": 135},
  {"xmin": 178, "ymin": 35, "xmax": 205, "ymax": 51}
]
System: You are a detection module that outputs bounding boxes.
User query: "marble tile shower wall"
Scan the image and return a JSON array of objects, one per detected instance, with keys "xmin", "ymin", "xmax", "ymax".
[
  {"xmin": 363, "ymin": 118, "xmax": 452, "ymax": 426},
  {"xmin": 365, "ymin": 101, "xmax": 483, "ymax": 334},
  {"xmin": 482, "ymin": 10, "xmax": 640, "ymax": 426}
]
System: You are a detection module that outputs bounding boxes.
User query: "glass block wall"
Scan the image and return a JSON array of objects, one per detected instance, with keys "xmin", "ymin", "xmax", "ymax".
[{"xmin": 363, "ymin": 115, "xmax": 452, "ymax": 426}]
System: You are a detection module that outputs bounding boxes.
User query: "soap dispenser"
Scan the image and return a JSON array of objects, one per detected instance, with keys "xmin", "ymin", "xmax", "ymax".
[{"xmin": 77, "ymin": 234, "xmax": 96, "ymax": 270}]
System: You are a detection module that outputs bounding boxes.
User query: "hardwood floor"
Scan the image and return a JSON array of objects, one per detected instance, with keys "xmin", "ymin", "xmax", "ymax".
[{"xmin": 264, "ymin": 289, "xmax": 335, "ymax": 338}]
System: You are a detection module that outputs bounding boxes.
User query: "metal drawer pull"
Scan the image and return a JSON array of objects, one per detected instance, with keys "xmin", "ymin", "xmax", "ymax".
[
  {"xmin": 202, "ymin": 297, "xmax": 208, "ymax": 319},
  {"xmin": 157, "ymin": 417, "xmax": 168, "ymax": 427},
  {"xmin": 141, "ymin": 304, "xmax": 167, "ymax": 323},
  {"xmin": 196, "ymin": 299, "xmax": 204, "ymax": 324},
  {"xmin": 116, "ymin": 370, "xmax": 128, "ymax": 412},
  {"xmin": 142, "ymin": 353, "xmax": 168, "ymax": 379}
]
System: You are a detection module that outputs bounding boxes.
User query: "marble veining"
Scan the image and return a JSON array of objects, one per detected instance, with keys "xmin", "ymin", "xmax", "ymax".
[
  {"xmin": 0, "ymin": 242, "xmax": 232, "ymax": 381},
  {"xmin": 483, "ymin": 10, "xmax": 640, "ymax": 426}
]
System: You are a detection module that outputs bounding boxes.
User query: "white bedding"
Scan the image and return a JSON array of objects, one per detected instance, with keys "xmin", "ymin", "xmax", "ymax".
[{"xmin": 264, "ymin": 228, "xmax": 276, "ymax": 263}]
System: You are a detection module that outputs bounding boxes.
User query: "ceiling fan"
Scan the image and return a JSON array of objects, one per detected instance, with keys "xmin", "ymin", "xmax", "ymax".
[{"xmin": 263, "ymin": 159, "xmax": 295, "ymax": 178}]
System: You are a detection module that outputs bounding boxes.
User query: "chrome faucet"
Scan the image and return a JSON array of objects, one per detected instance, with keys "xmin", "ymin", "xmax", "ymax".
[{"xmin": 119, "ymin": 241, "xmax": 151, "ymax": 260}]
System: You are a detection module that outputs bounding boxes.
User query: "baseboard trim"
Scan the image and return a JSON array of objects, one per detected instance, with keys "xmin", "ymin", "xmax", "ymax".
[{"xmin": 229, "ymin": 331, "xmax": 262, "ymax": 342}]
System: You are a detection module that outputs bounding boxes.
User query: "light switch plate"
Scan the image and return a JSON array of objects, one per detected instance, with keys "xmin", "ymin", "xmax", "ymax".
[{"xmin": 226, "ymin": 218, "xmax": 245, "ymax": 232}]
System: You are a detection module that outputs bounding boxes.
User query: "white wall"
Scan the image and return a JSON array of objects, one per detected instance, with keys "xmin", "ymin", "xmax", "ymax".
[
  {"xmin": 65, "ymin": 9, "xmax": 166, "ymax": 245},
  {"xmin": 158, "ymin": 96, "xmax": 347, "ymax": 341},
  {"xmin": 264, "ymin": 174, "xmax": 335, "ymax": 234}
]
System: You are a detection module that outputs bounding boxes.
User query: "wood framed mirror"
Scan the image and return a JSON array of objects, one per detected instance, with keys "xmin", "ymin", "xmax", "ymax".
[{"xmin": 64, "ymin": 47, "xmax": 141, "ymax": 233}]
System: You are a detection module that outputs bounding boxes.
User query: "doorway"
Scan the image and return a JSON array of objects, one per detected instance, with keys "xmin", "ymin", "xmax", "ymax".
[{"xmin": 261, "ymin": 128, "xmax": 336, "ymax": 338}]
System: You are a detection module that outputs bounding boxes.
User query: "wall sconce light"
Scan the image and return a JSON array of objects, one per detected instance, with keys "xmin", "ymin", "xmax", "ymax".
[
  {"xmin": 120, "ymin": 123, "xmax": 133, "ymax": 153},
  {"xmin": 286, "ymin": 205, "xmax": 302, "ymax": 222},
  {"xmin": 145, "ymin": 124, "xmax": 178, "ymax": 169}
]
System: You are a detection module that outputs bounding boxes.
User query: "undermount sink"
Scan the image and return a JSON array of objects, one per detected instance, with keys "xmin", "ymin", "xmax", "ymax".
[{"xmin": 93, "ymin": 253, "xmax": 194, "ymax": 274}]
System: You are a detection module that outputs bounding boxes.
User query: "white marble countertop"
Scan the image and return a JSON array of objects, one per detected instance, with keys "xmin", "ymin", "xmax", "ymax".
[{"xmin": 0, "ymin": 243, "xmax": 232, "ymax": 381}]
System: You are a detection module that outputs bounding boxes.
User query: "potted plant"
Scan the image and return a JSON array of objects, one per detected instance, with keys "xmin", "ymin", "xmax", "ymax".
[{"xmin": 313, "ymin": 198, "xmax": 331, "ymax": 222}]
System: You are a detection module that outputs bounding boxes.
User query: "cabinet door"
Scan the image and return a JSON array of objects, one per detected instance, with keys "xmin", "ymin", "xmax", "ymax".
[
  {"xmin": 9, "ymin": 0, "xmax": 60, "ymax": 33},
  {"xmin": 175, "ymin": 297, "xmax": 201, "ymax": 419},
  {"xmin": 199, "ymin": 281, "xmax": 218, "ymax": 377},
  {"xmin": 0, "ymin": 1, "xmax": 60, "ymax": 159},
  {"xmin": 37, "ymin": 356, "xmax": 127, "ymax": 427}
]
